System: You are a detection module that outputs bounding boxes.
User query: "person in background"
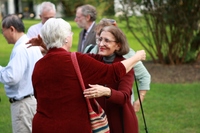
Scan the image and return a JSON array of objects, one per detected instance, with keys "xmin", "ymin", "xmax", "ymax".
[
  {"xmin": 74, "ymin": 4, "xmax": 97, "ymax": 53},
  {"xmin": 0, "ymin": 14, "xmax": 42, "ymax": 133},
  {"xmin": 29, "ymin": 18, "xmax": 146, "ymax": 132},
  {"xmin": 84, "ymin": 18, "xmax": 151, "ymax": 112},
  {"xmin": 27, "ymin": 1, "xmax": 56, "ymax": 55}
]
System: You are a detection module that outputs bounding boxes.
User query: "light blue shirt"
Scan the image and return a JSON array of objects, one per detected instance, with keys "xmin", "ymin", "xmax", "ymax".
[
  {"xmin": 0, "ymin": 34, "xmax": 43, "ymax": 100},
  {"xmin": 123, "ymin": 48, "xmax": 151, "ymax": 90}
]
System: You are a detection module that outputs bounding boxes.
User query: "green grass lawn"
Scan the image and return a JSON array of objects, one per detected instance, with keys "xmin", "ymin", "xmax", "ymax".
[
  {"xmin": 137, "ymin": 83, "xmax": 200, "ymax": 133},
  {"xmin": 0, "ymin": 19, "xmax": 199, "ymax": 133},
  {"xmin": 1, "ymin": 83, "xmax": 199, "ymax": 133}
]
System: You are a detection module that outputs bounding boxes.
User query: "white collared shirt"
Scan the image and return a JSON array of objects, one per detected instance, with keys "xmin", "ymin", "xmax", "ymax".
[
  {"xmin": 87, "ymin": 21, "xmax": 95, "ymax": 33},
  {"xmin": 27, "ymin": 22, "xmax": 43, "ymax": 38},
  {"xmin": 0, "ymin": 34, "xmax": 43, "ymax": 99}
]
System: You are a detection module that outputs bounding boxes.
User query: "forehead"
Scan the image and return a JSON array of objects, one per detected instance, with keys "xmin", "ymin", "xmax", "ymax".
[
  {"xmin": 41, "ymin": 9, "xmax": 55, "ymax": 17},
  {"xmin": 100, "ymin": 31, "xmax": 115, "ymax": 38},
  {"xmin": 76, "ymin": 7, "xmax": 82, "ymax": 15}
]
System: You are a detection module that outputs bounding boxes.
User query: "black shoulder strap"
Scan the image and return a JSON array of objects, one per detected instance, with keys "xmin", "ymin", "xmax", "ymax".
[{"xmin": 86, "ymin": 45, "xmax": 95, "ymax": 53}]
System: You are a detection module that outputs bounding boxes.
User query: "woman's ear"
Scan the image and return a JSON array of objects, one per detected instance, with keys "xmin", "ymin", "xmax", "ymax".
[
  {"xmin": 116, "ymin": 44, "xmax": 121, "ymax": 51},
  {"xmin": 65, "ymin": 37, "xmax": 69, "ymax": 43},
  {"xmin": 65, "ymin": 35, "xmax": 72, "ymax": 44}
]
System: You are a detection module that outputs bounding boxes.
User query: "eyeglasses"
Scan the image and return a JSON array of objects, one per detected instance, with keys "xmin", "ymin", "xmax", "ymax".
[
  {"xmin": 75, "ymin": 16, "xmax": 81, "ymax": 19},
  {"xmin": 75, "ymin": 15, "xmax": 85, "ymax": 20},
  {"xmin": 96, "ymin": 37, "xmax": 116, "ymax": 45}
]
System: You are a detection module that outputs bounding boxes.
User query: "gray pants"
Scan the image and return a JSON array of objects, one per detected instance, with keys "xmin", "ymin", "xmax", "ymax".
[{"xmin": 11, "ymin": 96, "xmax": 36, "ymax": 133}]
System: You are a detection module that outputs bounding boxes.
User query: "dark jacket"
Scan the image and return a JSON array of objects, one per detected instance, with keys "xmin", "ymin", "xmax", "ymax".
[{"xmin": 77, "ymin": 23, "xmax": 96, "ymax": 53}]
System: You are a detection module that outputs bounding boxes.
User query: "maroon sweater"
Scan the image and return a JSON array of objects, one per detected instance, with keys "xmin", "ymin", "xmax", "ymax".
[
  {"xmin": 90, "ymin": 54, "xmax": 138, "ymax": 133},
  {"xmin": 32, "ymin": 48, "xmax": 126, "ymax": 133}
]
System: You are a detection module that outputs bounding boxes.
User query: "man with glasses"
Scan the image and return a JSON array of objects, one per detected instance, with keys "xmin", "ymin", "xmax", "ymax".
[
  {"xmin": 74, "ymin": 4, "xmax": 97, "ymax": 53},
  {"xmin": 0, "ymin": 14, "xmax": 42, "ymax": 133}
]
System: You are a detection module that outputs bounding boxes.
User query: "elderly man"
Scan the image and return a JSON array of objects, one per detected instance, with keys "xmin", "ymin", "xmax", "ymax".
[
  {"xmin": 27, "ymin": 1, "xmax": 56, "ymax": 38},
  {"xmin": 0, "ymin": 14, "xmax": 42, "ymax": 133},
  {"xmin": 27, "ymin": 1, "xmax": 56, "ymax": 55},
  {"xmin": 74, "ymin": 4, "xmax": 97, "ymax": 53}
]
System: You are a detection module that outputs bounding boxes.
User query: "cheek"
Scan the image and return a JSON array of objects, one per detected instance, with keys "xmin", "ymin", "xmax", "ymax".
[
  {"xmin": 3, "ymin": 34, "xmax": 8, "ymax": 40},
  {"xmin": 82, "ymin": 19, "xmax": 87, "ymax": 24}
]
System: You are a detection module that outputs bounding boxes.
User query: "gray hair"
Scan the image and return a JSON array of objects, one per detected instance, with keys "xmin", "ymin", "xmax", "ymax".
[
  {"xmin": 80, "ymin": 4, "xmax": 97, "ymax": 21},
  {"xmin": 39, "ymin": 1, "xmax": 56, "ymax": 15},
  {"xmin": 2, "ymin": 14, "xmax": 25, "ymax": 32},
  {"xmin": 41, "ymin": 18, "xmax": 71, "ymax": 50}
]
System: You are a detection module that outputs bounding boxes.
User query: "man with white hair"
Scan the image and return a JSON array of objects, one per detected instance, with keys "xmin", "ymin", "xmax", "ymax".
[{"xmin": 27, "ymin": 1, "xmax": 56, "ymax": 55}]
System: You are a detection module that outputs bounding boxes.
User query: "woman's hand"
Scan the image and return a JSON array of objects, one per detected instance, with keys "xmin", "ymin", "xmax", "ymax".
[
  {"xmin": 121, "ymin": 50, "xmax": 146, "ymax": 73},
  {"xmin": 26, "ymin": 35, "xmax": 47, "ymax": 51},
  {"xmin": 133, "ymin": 91, "xmax": 146, "ymax": 112},
  {"xmin": 133, "ymin": 99, "xmax": 141, "ymax": 112},
  {"xmin": 83, "ymin": 84, "xmax": 111, "ymax": 99},
  {"xmin": 135, "ymin": 50, "xmax": 146, "ymax": 61}
]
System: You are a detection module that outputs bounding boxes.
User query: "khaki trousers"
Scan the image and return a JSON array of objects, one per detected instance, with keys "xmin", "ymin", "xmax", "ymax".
[{"xmin": 11, "ymin": 96, "xmax": 36, "ymax": 133}]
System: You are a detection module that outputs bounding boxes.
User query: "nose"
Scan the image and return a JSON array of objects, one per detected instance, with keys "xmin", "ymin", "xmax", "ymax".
[{"xmin": 98, "ymin": 40, "xmax": 104, "ymax": 46}]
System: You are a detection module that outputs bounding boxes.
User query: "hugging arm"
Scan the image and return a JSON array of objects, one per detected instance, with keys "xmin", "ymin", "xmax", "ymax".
[{"xmin": 26, "ymin": 35, "xmax": 48, "ymax": 51}]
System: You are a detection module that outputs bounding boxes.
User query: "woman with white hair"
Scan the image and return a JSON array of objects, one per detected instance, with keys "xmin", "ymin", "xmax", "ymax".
[{"xmin": 29, "ymin": 18, "xmax": 146, "ymax": 133}]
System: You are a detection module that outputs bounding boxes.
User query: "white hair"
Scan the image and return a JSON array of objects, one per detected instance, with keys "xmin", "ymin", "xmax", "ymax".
[
  {"xmin": 41, "ymin": 18, "xmax": 71, "ymax": 50},
  {"xmin": 40, "ymin": 1, "xmax": 56, "ymax": 15}
]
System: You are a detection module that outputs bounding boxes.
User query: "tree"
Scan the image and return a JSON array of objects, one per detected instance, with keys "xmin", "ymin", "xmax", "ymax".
[{"xmin": 118, "ymin": 0, "xmax": 200, "ymax": 65}]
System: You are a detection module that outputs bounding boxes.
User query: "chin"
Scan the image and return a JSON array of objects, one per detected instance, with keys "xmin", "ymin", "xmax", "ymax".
[
  {"xmin": 98, "ymin": 51, "xmax": 104, "ymax": 55},
  {"xmin": 99, "ymin": 52, "xmax": 108, "ymax": 56}
]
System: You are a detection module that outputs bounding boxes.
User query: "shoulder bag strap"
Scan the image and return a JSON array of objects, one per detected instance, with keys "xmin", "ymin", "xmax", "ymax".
[{"xmin": 71, "ymin": 52, "xmax": 93, "ymax": 112}]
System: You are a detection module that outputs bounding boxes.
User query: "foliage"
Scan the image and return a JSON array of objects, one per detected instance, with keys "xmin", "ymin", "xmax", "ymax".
[
  {"xmin": 99, "ymin": 0, "xmax": 115, "ymax": 16},
  {"xmin": 118, "ymin": 0, "xmax": 200, "ymax": 65},
  {"xmin": 32, "ymin": 0, "xmax": 115, "ymax": 17}
]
